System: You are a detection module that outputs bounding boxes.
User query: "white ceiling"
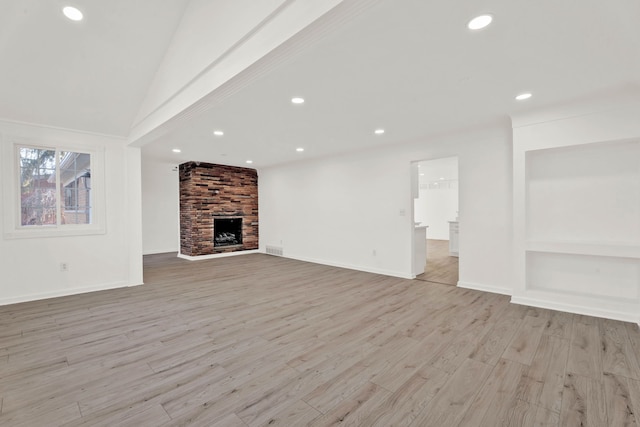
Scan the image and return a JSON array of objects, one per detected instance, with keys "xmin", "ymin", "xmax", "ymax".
[
  {"xmin": 0, "ymin": 0, "xmax": 189, "ymax": 136},
  {"xmin": 2, "ymin": 0, "xmax": 640, "ymax": 168},
  {"xmin": 142, "ymin": 0, "xmax": 640, "ymax": 167}
]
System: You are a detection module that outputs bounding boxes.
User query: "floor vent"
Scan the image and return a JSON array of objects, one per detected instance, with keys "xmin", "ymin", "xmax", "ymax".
[{"xmin": 266, "ymin": 245, "xmax": 283, "ymax": 256}]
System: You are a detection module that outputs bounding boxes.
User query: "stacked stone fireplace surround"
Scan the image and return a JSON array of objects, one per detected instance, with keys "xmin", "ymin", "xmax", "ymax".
[{"xmin": 179, "ymin": 162, "xmax": 258, "ymax": 256}]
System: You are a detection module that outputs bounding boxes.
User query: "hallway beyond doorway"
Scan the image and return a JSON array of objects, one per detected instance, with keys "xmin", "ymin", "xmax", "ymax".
[{"xmin": 415, "ymin": 239, "xmax": 458, "ymax": 286}]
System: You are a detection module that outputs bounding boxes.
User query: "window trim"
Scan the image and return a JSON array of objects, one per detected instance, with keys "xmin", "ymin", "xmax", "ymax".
[{"xmin": 2, "ymin": 139, "xmax": 105, "ymax": 239}]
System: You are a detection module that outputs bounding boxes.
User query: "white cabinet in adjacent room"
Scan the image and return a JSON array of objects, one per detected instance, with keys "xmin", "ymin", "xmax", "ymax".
[
  {"xmin": 413, "ymin": 225, "xmax": 428, "ymax": 276},
  {"xmin": 448, "ymin": 221, "xmax": 459, "ymax": 257}
]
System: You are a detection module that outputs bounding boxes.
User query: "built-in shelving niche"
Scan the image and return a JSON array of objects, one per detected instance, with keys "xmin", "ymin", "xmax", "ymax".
[{"xmin": 523, "ymin": 139, "xmax": 640, "ymax": 310}]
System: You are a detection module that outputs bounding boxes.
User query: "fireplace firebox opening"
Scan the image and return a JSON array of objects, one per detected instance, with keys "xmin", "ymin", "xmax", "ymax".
[{"xmin": 213, "ymin": 217, "xmax": 243, "ymax": 247}]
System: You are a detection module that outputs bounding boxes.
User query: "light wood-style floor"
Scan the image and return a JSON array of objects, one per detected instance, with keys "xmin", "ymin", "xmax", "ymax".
[
  {"xmin": 1, "ymin": 253, "xmax": 639, "ymax": 426},
  {"xmin": 415, "ymin": 239, "xmax": 459, "ymax": 286}
]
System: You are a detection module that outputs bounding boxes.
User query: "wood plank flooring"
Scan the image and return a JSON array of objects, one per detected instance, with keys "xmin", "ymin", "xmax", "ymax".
[
  {"xmin": 1, "ymin": 253, "xmax": 639, "ymax": 426},
  {"xmin": 415, "ymin": 239, "xmax": 459, "ymax": 285}
]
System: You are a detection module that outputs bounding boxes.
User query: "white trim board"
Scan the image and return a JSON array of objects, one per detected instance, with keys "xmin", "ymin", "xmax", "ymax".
[
  {"xmin": 457, "ymin": 281, "xmax": 512, "ymax": 296},
  {"xmin": 0, "ymin": 280, "xmax": 135, "ymax": 307},
  {"xmin": 143, "ymin": 247, "xmax": 180, "ymax": 256},
  {"xmin": 511, "ymin": 296, "xmax": 640, "ymax": 325},
  {"xmin": 178, "ymin": 249, "xmax": 260, "ymax": 261},
  {"xmin": 277, "ymin": 253, "xmax": 414, "ymax": 280}
]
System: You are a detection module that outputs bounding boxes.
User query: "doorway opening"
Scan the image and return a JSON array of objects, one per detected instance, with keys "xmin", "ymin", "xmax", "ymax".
[{"xmin": 412, "ymin": 156, "xmax": 459, "ymax": 286}]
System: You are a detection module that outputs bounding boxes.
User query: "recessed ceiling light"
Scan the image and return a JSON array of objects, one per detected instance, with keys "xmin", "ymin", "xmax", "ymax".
[
  {"xmin": 246, "ymin": 160, "xmax": 253, "ymax": 164},
  {"xmin": 213, "ymin": 130, "xmax": 224, "ymax": 136},
  {"xmin": 291, "ymin": 97, "xmax": 305, "ymax": 104},
  {"xmin": 63, "ymin": 6, "xmax": 83, "ymax": 21},
  {"xmin": 172, "ymin": 148, "xmax": 181, "ymax": 153},
  {"xmin": 296, "ymin": 148, "xmax": 304, "ymax": 152},
  {"xmin": 515, "ymin": 92, "xmax": 533, "ymax": 101},
  {"xmin": 439, "ymin": 177, "xmax": 445, "ymax": 180},
  {"xmin": 467, "ymin": 14, "xmax": 492, "ymax": 30},
  {"xmin": 374, "ymin": 129, "xmax": 385, "ymax": 135},
  {"xmin": 420, "ymin": 173, "xmax": 425, "ymax": 176}
]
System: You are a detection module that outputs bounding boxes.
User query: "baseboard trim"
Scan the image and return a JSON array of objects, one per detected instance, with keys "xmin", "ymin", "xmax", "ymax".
[
  {"xmin": 177, "ymin": 249, "xmax": 260, "ymax": 261},
  {"xmin": 457, "ymin": 281, "xmax": 512, "ymax": 296},
  {"xmin": 511, "ymin": 295, "xmax": 640, "ymax": 324},
  {"xmin": 143, "ymin": 247, "xmax": 179, "ymax": 255},
  {"xmin": 0, "ymin": 280, "xmax": 132, "ymax": 307},
  {"xmin": 279, "ymin": 253, "xmax": 414, "ymax": 279}
]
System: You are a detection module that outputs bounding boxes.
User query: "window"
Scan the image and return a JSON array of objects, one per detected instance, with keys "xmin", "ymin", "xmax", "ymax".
[
  {"xmin": 19, "ymin": 147, "xmax": 92, "ymax": 226},
  {"xmin": 2, "ymin": 139, "xmax": 105, "ymax": 238},
  {"xmin": 18, "ymin": 147, "xmax": 57, "ymax": 226},
  {"xmin": 60, "ymin": 153, "xmax": 91, "ymax": 225}
]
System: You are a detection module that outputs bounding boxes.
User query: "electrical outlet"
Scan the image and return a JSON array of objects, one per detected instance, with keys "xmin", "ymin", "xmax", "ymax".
[{"xmin": 60, "ymin": 262, "xmax": 68, "ymax": 272}]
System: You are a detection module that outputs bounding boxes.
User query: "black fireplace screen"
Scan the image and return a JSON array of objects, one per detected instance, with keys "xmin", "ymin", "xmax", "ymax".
[{"xmin": 214, "ymin": 217, "xmax": 243, "ymax": 247}]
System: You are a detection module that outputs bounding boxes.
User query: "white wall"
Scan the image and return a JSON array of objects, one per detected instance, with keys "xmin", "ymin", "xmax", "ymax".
[
  {"xmin": 141, "ymin": 155, "xmax": 180, "ymax": 254},
  {"xmin": 0, "ymin": 121, "xmax": 143, "ymax": 305},
  {"xmin": 260, "ymin": 122, "xmax": 514, "ymax": 293},
  {"xmin": 414, "ymin": 187, "xmax": 458, "ymax": 240}
]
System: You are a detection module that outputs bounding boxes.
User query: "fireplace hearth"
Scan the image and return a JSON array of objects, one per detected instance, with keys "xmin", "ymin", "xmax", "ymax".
[{"xmin": 214, "ymin": 217, "xmax": 242, "ymax": 247}]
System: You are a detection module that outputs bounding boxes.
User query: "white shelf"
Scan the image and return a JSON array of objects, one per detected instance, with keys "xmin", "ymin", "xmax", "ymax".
[{"xmin": 526, "ymin": 241, "xmax": 640, "ymax": 259}]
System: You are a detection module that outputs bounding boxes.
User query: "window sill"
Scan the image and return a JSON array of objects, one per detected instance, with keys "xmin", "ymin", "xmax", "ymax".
[{"xmin": 3, "ymin": 225, "xmax": 106, "ymax": 240}]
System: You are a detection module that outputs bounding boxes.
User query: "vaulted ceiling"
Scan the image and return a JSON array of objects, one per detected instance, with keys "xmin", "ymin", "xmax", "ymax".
[
  {"xmin": 2, "ymin": 0, "xmax": 639, "ymax": 168},
  {"xmin": 0, "ymin": 0, "xmax": 189, "ymax": 136}
]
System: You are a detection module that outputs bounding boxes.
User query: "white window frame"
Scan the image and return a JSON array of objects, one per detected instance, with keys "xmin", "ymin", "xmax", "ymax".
[{"xmin": 2, "ymin": 138, "xmax": 105, "ymax": 239}]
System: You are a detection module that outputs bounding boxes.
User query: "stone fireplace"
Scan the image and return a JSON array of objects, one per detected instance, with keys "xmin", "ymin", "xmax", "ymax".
[{"xmin": 179, "ymin": 162, "xmax": 258, "ymax": 256}]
